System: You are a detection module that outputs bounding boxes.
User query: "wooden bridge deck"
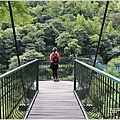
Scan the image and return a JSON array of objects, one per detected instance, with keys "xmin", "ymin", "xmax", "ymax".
[{"xmin": 27, "ymin": 80, "xmax": 85, "ymax": 119}]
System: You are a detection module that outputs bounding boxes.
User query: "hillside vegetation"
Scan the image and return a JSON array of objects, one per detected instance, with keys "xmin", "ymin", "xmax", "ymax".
[{"xmin": 0, "ymin": 1, "xmax": 120, "ymax": 73}]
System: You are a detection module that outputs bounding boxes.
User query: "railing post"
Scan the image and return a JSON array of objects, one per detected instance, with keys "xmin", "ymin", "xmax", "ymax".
[
  {"xmin": 36, "ymin": 60, "xmax": 39, "ymax": 91},
  {"xmin": 74, "ymin": 78, "xmax": 76, "ymax": 91},
  {"xmin": 74, "ymin": 60, "xmax": 76, "ymax": 91}
]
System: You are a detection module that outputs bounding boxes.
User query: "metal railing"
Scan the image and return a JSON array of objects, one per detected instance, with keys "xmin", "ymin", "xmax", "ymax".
[
  {"xmin": 74, "ymin": 59, "xmax": 120, "ymax": 119},
  {"xmin": 0, "ymin": 59, "xmax": 39, "ymax": 119}
]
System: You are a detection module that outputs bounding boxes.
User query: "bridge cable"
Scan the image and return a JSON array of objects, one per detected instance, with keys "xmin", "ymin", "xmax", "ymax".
[
  {"xmin": 8, "ymin": 1, "xmax": 27, "ymax": 104},
  {"xmin": 93, "ymin": 1, "xmax": 109, "ymax": 67},
  {"xmin": 8, "ymin": 1, "xmax": 21, "ymax": 66},
  {"xmin": 84, "ymin": 1, "xmax": 110, "ymax": 109}
]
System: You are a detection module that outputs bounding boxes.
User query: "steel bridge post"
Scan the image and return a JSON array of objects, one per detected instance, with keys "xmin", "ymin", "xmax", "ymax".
[{"xmin": 74, "ymin": 60, "xmax": 76, "ymax": 91}]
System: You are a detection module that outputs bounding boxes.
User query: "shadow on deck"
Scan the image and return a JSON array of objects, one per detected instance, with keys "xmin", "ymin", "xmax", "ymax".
[{"xmin": 27, "ymin": 80, "xmax": 85, "ymax": 119}]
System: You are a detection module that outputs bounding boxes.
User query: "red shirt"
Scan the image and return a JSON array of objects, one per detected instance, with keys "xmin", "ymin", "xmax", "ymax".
[{"xmin": 50, "ymin": 52, "xmax": 60, "ymax": 63}]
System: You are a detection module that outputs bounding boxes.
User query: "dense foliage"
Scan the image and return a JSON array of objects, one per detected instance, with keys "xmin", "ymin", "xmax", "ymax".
[{"xmin": 0, "ymin": 1, "xmax": 120, "ymax": 74}]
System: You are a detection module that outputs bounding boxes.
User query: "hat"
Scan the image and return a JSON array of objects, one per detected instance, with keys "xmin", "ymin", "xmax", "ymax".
[{"xmin": 53, "ymin": 47, "xmax": 57, "ymax": 51}]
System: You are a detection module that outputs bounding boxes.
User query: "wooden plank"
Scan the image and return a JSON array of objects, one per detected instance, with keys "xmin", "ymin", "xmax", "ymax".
[{"xmin": 28, "ymin": 81, "xmax": 85, "ymax": 119}]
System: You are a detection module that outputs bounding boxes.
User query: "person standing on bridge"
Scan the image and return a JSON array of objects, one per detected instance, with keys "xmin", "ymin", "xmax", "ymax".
[{"xmin": 50, "ymin": 47, "xmax": 60, "ymax": 82}]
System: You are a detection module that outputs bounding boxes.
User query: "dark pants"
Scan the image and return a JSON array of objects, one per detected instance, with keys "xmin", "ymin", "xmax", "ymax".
[{"xmin": 50, "ymin": 63, "xmax": 58, "ymax": 79}]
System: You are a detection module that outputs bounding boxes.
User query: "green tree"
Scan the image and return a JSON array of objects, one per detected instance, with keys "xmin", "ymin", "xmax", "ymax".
[
  {"xmin": 32, "ymin": 3, "xmax": 49, "ymax": 23},
  {"xmin": 74, "ymin": 28, "xmax": 90, "ymax": 55},
  {"xmin": 107, "ymin": 46, "xmax": 120, "ymax": 59},
  {"xmin": 107, "ymin": 13, "xmax": 120, "ymax": 30},
  {"xmin": 89, "ymin": 34, "xmax": 99, "ymax": 50},
  {"xmin": 9, "ymin": 47, "xmax": 44, "ymax": 70},
  {"xmin": 76, "ymin": 14, "xmax": 85, "ymax": 28},
  {"xmin": 46, "ymin": 1, "xmax": 62, "ymax": 17},
  {"xmin": 107, "ymin": 56, "xmax": 120, "ymax": 65},
  {"xmin": 104, "ymin": 56, "xmax": 120, "ymax": 78},
  {"xmin": 100, "ymin": 32, "xmax": 120, "ymax": 63},
  {"xmin": 1, "ymin": 0, "xmax": 120, "ymax": 72},
  {"xmin": 19, "ymin": 24, "xmax": 46, "ymax": 53},
  {"xmin": 82, "ymin": 1, "xmax": 99, "ymax": 19},
  {"xmin": 0, "ymin": 28, "xmax": 16, "ymax": 71},
  {"xmin": 56, "ymin": 32, "xmax": 81, "ymax": 56},
  {"xmin": 0, "ymin": 1, "xmax": 34, "ymax": 72},
  {"xmin": 64, "ymin": 38, "xmax": 81, "ymax": 58},
  {"xmin": 106, "ymin": 21, "xmax": 115, "ymax": 33},
  {"xmin": 62, "ymin": 14, "xmax": 76, "ymax": 33},
  {"xmin": 56, "ymin": 32, "xmax": 72, "ymax": 48},
  {"xmin": 43, "ymin": 24, "xmax": 59, "ymax": 46},
  {"xmin": 49, "ymin": 19, "xmax": 65, "ymax": 34},
  {"xmin": 0, "ymin": 1, "xmax": 33, "ymax": 25},
  {"xmin": 84, "ymin": 17, "xmax": 101, "ymax": 35}
]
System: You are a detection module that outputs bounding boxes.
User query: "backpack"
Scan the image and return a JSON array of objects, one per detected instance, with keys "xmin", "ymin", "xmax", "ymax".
[{"xmin": 53, "ymin": 53, "xmax": 58, "ymax": 64}]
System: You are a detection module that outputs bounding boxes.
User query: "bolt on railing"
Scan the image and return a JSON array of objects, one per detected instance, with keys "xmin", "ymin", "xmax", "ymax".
[
  {"xmin": 0, "ymin": 59, "xmax": 39, "ymax": 119},
  {"xmin": 74, "ymin": 59, "xmax": 120, "ymax": 119}
]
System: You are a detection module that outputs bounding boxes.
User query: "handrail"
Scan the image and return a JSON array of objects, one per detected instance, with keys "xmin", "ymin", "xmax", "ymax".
[
  {"xmin": 74, "ymin": 59, "xmax": 120, "ymax": 119},
  {"xmin": 0, "ymin": 59, "xmax": 39, "ymax": 119},
  {"xmin": 75, "ymin": 59, "xmax": 120, "ymax": 83},
  {"xmin": 0, "ymin": 59, "xmax": 38, "ymax": 78}
]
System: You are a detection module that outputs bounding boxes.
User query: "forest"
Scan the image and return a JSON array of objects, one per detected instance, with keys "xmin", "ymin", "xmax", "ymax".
[{"xmin": 0, "ymin": 1, "xmax": 120, "ymax": 76}]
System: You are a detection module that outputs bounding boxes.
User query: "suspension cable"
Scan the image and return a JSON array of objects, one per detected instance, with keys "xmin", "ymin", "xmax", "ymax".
[
  {"xmin": 8, "ymin": 1, "xmax": 28, "ymax": 104},
  {"xmin": 93, "ymin": 1, "xmax": 109, "ymax": 67},
  {"xmin": 8, "ymin": 1, "xmax": 21, "ymax": 66},
  {"xmin": 84, "ymin": 1, "xmax": 110, "ymax": 107}
]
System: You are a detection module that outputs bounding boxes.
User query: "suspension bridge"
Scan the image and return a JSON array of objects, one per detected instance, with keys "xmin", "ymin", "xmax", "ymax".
[{"xmin": 0, "ymin": 59, "xmax": 120, "ymax": 119}]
